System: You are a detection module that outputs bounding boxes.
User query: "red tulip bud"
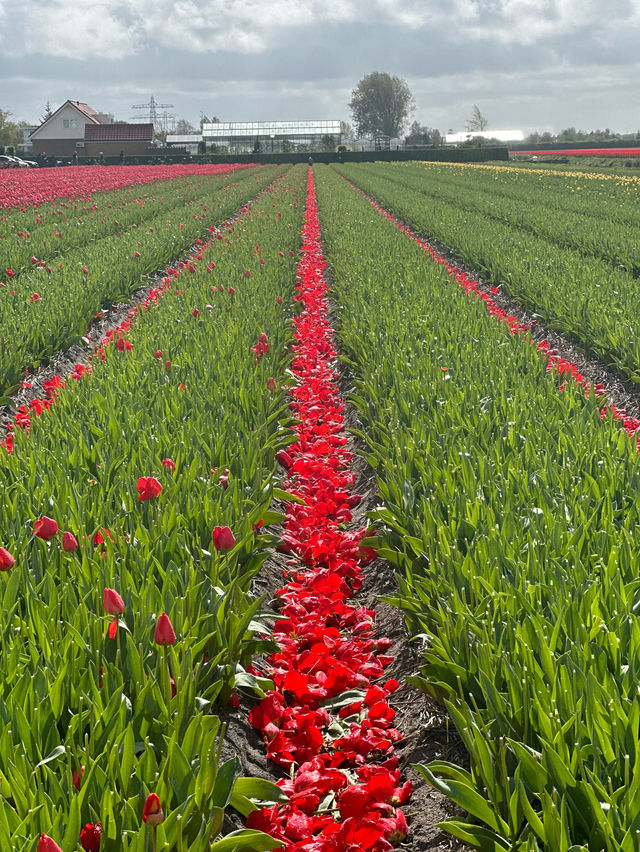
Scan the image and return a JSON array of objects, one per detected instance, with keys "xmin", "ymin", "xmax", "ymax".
[
  {"xmin": 103, "ymin": 587, "xmax": 125, "ymax": 615},
  {"xmin": 212, "ymin": 525, "xmax": 235, "ymax": 551},
  {"xmin": 154, "ymin": 349, "xmax": 163, "ymax": 359},
  {"xmin": 72, "ymin": 766, "xmax": 84, "ymax": 791},
  {"xmin": 80, "ymin": 823, "xmax": 102, "ymax": 851},
  {"xmin": 38, "ymin": 836, "xmax": 63, "ymax": 852},
  {"xmin": 154, "ymin": 613, "xmax": 176, "ymax": 645},
  {"xmin": 162, "ymin": 458, "xmax": 176, "ymax": 472},
  {"xmin": 34, "ymin": 516, "xmax": 58, "ymax": 540},
  {"xmin": 62, "ymin": 531, "xmax": 79, "ymax": 551},
  {"xmin": 142, "ymin": 793, "xmax": 164, "ymax": 825},
  {"xmin": 0, "ymin": 547, "xmax": 15, "ymax": 570}
]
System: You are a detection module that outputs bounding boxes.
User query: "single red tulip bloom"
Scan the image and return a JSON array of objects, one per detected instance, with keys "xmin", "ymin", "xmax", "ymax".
[
  {"xmin": 267, "ymin": 377, "xmax": 277, "ymax": 391},
  {"xmin": 82, "ymin": 267, "xmax": 88, "ymax": 275},
  {"xmin": 277, "ymin": 295, "xmax": 283, "ymax": 304},
  {"xmin": 0, "ymin": 547, "xmax": 15, "ymax": 570},
  {"xmin": 162, "ymin": 458, "xmax": 176, "ymax": 472},
  {"xmin": 192, "ymin": 308, "xmax": 200, "ymax": 318},
  {"xmin": 212, "ymin": 525, "xmax": 235, "ymax": 551},
  {"xmin": 154, "ymin": 349, "xmax": 163, "ymax": 359},
  {"xmin": 228, "ymin": 287, "xmax": 236, "ymax": 295},
  {"xmin": 72, "ymin": 766, "xmax": 84, "ymax": 790},
  {"xmin": 62, "ymin": 531, "xmax": 79, "ymax": 552},
  {"xmin": 164, "ymin": 360, "xmax": 172, "ymax": 371},
  {"xmin": 154, "ymin": 612, "xmax": 176, "ymax": 645},
  {"xmin": 38, "ymin": 836, "xmax": 63, "ymax": 852},
  {"xmin": 104, "ymin": 587, "xmax": 125, "ymax": 615},
  {"xmin": 80, "ymin": 823, "xmax": 102, "ymax": 851},
  {"xmin": 137, "ymin": 476, "xmax": 162, "ymax": 501},
  {"xmin": 142, "ymin": 793, "xmax": 164, "ymax": 825},
  {"xmin": 34, "ymin": 516, "xmax": 58, "ymax": 540},
  {"xmin": 244, "ymin": 270, "xmax": 251, "ymax": 278}
]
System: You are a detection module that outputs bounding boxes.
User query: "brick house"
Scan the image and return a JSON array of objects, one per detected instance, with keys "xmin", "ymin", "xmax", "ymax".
[
  {"xmin": 83, "ymin": 123, "xmax": 155, "ymax": 157},
  {"xmin": 29, "ymin": 100, "xmax": 110, "ymax": 157}
]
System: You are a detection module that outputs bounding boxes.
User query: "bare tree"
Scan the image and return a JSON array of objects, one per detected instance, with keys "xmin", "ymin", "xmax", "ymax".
[{"xmin": 466, "ymin": 105, "xmax": 489, "ymax": 132}]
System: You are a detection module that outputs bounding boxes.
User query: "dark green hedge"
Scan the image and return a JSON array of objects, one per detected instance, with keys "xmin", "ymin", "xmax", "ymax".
[{"xmin": 65, "ymin": 147, "xmax": 508, "ymax": 167}]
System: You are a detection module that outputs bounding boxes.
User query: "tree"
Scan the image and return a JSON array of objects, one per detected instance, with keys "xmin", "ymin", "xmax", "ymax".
[
  {"xmin": 252, "ymin": 137, "xmax": 262, "ymax": 154},
  {"xmin": 340, "ymin": 120, "xmax": 356, "ymax": 144},
  {"xmin": 404, "ymin": 121, "xmax": 442, "ymax": 147},
  {"xmin": 200, "ymin": 114, "xmax": 220, "ymax": 127},
  {"xmin": 349, "ymin": 72, "xmax": 415, "ymax": 139},
  {"xmin": 319, "ymin": 134, "xmax": 336, "ymax": 152},
  {"xmin": 466, "ymin": 105, "xmax": 488, "ymax": 132},
  {"xmin": 173, "ymin": 118, "xmax": 196, "ymax": 134},
  {"xmin": 41, "ymin": 101, "xmax": 53, "ymax": 123}
]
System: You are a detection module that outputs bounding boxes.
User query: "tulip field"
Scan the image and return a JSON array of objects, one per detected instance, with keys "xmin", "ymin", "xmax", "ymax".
[{"xmin": 3, "ymin": 157, "xmax": 640, "ymax": 852}]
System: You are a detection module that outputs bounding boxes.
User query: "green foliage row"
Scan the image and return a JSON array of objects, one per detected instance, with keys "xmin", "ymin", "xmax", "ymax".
[
  {"xmin": 0, "ymin": 167, "xmax": 257, "ymax": 275},
  {"xmin": 367, "ymin": 162, "xmax": 640, "ymax": 272},
  {"xmin": 0, "ymin": 164, "xmax": 307, "ymax": 849},
  {"xmin": 314, "ymin": 163, "xmax": 640, "ymax": 850},
  {"xmin": 335, "ymin": 162, "xmax": 640, "ymax": 382},
  {"xmin": 0, "ymin": 166, "xmax": 283, "ymax": 395}
]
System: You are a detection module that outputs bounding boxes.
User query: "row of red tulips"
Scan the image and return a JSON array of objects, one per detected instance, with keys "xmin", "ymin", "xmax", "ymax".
[
  {"xmin": 0, "ymin": 164, "xmax": 253, "ymax": 210},
  {"xmin": 245, "ymin": 168, "xmax": 410, "ymax": 851}
]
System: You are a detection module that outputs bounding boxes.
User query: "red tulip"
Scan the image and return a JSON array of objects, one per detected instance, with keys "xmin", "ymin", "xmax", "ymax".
[
  {"xmin": 137, "ymin": 476, "xmax": 162, "ymax": 501},
  {"xmin": 72, "ymin": 766, "xmax": 84, "ymax": 790},
  {"xmin": 80, "ymin": 822, "xmax": 102, "ymax": 851},
  {"xmin": 228, "ymin": 287, "xmax": 236, "ymax": 295},
  {"xmin": 154, "ymin": 612, "xmax": 176, "ymax": 645},
  {"xmin": 62, "ymin": 531, "xmax": 79, "ymax": 551},
  {"xmin": 154, "ymin": 349, "xmax": 163, "ymax": 359},
  {"xmin": 192, "ymin": 308, "xmax": 200, "ymax": 318},
  {"xmin": 164, "ymin": 360, "xmax": 172, "ymax": 371},
  {"xmin": 92, "ymin": 527, "xmax": 113, "ymax": 547},
  {"xmin": 142, "ymin": 792, "xmax": 164, "ymax": 825},
  {"xmin": 212, "ymin": 525, "xmax": 235, "ymax": 551},
  {"xmin": 82, "ymin": 267, "xmax": 88, "ymax": 275},
  {"xmin": 0, "ymin": 547, "xmax": 15, "ymax": 570},
  {"xmin": 38, "ymin": 836, "xmax": 63, "ymax": 852},
  {"xmin": 162, "ymin": 457, "xmax": 176, "ymax": 472},
  {"xmin": 267, "ymin": 377, "xmax": 277, "ymax": 391},
  {"xmin": 103, "ymin": 587, "xmax": 125, "ymax": 615},
  {"xmin": 34, "ymin": 516, "xmax": 58, "ymax": 540}
]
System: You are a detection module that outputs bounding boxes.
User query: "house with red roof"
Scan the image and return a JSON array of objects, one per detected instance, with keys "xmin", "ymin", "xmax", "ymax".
[
  {"xmin": 29, "ymin": 100, "xmax": 108, "ymax": 156},
  {"xmin": 29, "ymin": 100, "xmax": 154, "ymax": 158}
]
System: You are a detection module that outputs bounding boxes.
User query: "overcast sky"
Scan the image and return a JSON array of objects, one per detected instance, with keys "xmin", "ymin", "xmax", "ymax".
[{"xmin": 1, "ymin": 0, "xmax": 639, "ymax": 135}]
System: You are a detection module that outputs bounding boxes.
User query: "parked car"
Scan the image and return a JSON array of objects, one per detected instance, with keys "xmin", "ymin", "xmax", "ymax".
[
  {"xmin": 22, "ymin": 159, "xmax": 39, "ymax": 168},
  {"xmin": 10, "ymin": 156, "xmax": 30, "ymax": 168},
  {"xmin": 0, "ymin": 155, "xmax": 17, "ymax": 169}
]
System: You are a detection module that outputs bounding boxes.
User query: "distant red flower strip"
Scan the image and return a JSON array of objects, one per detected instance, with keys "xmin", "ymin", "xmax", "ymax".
[{"xmin": 246, "ymin": 168, "xmax": 410, "ymax": 851}]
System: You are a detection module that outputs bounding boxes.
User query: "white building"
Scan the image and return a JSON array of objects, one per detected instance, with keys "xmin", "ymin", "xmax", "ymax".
[
  {"xmin": 202, "ymin": 120, "xmax": 341, "ymax": 153},
  {"xmin": 445, "ymin": 129, "xmax": 524, "ymax": 144},
  {"xmin": 166, "ymin": 134, "xmax": 202, "ymax": 154},
  {"xmin": 29, "ymin": 101, "xmax": 112, "ymax": 157}
]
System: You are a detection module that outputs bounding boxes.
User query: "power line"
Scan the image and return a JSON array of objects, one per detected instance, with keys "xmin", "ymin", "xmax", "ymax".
[{"xmin": 131, "ymin": 95, "xmax": 175, "ymax": 132}]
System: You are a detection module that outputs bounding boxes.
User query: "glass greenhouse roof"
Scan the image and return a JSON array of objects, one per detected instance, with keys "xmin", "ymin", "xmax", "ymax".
[{"xmin": 202, "ymin": 120, "xmax": 341, "ymax": 138}]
